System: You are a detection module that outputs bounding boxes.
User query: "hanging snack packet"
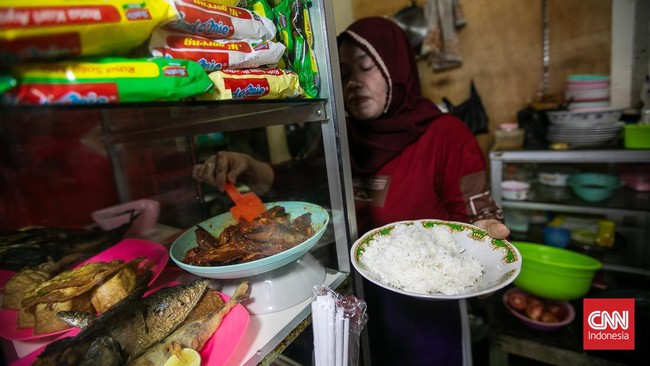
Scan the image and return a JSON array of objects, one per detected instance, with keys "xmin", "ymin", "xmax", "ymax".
[
  {"xmin": 3, "ymin": 57, "xmax": 213, "ymax": 105},
  {"xmin": 290, "ymin": 0, "xmax": 319, "ymax": 98},
  {"xmin": 272, "ymin": 0, "xmax": 294, "ymax": 67},
  {"xmin": 0, "ymin": 0, "xmax": 178, "ymax": 66},
  {"xmin": 247, "ymin": 0, "xmax": 274, "ymax": 23},
  {"xmin": 200, "ymin": 68, "xmax": 304, "ymax": 100},
  {"xmin": 0, "ymin": 75, "xmax": 17, "ymax": 95},
  {"xmin": 166, "ymin": 0, "xmax": 276, "ymax": 41},
  {"xmin": 150, "ymin": 29, "xmax": 285, "ymax": 72}
]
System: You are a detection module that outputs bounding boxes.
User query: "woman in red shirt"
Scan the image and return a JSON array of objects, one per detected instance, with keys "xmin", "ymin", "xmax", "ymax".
[{"xmin": 194, "ymin": 16, "xmax": 508, "ymax": 365}]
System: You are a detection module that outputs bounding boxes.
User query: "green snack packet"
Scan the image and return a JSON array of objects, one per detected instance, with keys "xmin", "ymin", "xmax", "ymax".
[
  {"xmin": 4, "ymin": 57, "xmax": 213, "ymax": 104},
  {"xmin": 291, "ymin": 0, "xmax": 319, "ymax": 98},
  {"xmin": 0, "ymin": 75, "xmax": 17, "ymax": 95},
  {"xmin": 273, "ymin": 0, "xmax": 294, "ymax": 68}
]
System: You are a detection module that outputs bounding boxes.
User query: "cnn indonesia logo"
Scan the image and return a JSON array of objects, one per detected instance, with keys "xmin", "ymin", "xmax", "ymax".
[{"xmin": 583, "ymin": 298, "xmax": 635, "ymax": 350}]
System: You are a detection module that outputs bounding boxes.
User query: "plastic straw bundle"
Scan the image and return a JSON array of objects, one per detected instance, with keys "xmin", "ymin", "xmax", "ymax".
[{"xmin": 311, "ymin": 285, "xmax": 368, "ymax": 366}]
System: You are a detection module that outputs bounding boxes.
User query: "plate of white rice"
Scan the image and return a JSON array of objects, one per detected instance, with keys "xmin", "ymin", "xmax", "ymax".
[{"xmin": 350, "ymin": 220, "xmax": 522, "ymax": 300}]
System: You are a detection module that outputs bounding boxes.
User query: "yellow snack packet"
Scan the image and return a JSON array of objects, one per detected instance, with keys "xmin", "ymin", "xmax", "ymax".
[
  {"xmin": 200, "ymin": 68, "xmax": 304, "ymax": 100},
  {"xmin": 0, "ymin": 0, "xmax": 178, "ymax": 65}
]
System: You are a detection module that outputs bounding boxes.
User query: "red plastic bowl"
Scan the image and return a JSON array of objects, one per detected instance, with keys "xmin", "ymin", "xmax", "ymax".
[{"xmin": 503, "ymin": 287, "xmax": 575, "ymax": 331}]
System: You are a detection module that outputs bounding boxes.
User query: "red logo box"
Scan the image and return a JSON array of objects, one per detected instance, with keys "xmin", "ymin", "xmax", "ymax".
[{"xmin": 583, "ymin": 298, "xmax": 635, "ymax": 350}]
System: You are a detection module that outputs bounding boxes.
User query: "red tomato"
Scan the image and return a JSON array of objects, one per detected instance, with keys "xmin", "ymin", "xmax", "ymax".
[
  {"xmin": 525, "ymin": 298, "xmax": 544, "ymax": 321},
  {"xmin": 507, "ymin": 291, "xmax": 528, "ymax": 312},
  {"xmin": 540, "ymin": 310, "xmax": 559, "ymax": 323},
  {"xmin": 546, "ymin": 303, "xmax": 567, "ymax": 321}
]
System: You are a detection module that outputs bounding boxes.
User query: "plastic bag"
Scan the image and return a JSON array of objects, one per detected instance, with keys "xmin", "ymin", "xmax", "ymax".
[
  {"xmin": 442, "ymin": 80, "xmax": 489, "ymax": 135},
  {"xmin": 199, "ymin": 68, "xmax": 304, "ymax": 100},
  {"xmin": 3, "ymin": 57, "xmax": 213, "ymax": 105},
  {"xmin": 149, "ymin": 30, "xmax": 286, "ymax": 72},
  {"xmin": 0, "ymin": 0, "xmax": 178, "ymax": 65}
]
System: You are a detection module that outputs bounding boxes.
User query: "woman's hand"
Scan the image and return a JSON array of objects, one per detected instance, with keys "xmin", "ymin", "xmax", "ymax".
[
  {"xmin": 473, "ymin": 219, "xmax": 510, "ymax": 300},
  {"xmin": 472, "ymin": 219, "xmax": 510, "ymax": 239},
  {"xmin": 192, "ymin": 151, "xmax": 274, "ymax": 195}
]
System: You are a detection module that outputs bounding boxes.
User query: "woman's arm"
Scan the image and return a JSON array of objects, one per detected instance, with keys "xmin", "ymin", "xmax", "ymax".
[{"xmin": 192, "ymin": 151, "xmax": 274, "ymax": 195}]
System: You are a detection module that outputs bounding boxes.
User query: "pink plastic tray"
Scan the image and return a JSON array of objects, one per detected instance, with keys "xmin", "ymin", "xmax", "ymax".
[
  {"xmin": 10, "ymin": 288, "xmax": 249, "ymax": 366},
  {"xmin": 0, "ymin": 239, "xmax": 169, "ymax": 341}
]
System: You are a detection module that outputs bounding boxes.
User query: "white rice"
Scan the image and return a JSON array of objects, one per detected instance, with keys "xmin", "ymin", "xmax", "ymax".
[{"xmin": 361, "ymin": 223, "xmax": 484, "ymax": 295}]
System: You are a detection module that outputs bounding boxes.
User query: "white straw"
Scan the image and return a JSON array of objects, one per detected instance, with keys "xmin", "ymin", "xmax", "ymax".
[
  {"xmin": 318, "ymin": 299, "xmax": 327, "ymax": 366},
  {"xmin": 311, "ymin": 301, "xmax": 322, "ymax": 366},
  {"xmin": 326, "ymin": 299, "xmax": 335, "ymax": 366},
  {"xmin": 343, "ymin": 317, "xmax": 349, "ymax": 366},
  {"xmin": 335, "ymin": 308, "xmax": 344, "ymax": 366}
]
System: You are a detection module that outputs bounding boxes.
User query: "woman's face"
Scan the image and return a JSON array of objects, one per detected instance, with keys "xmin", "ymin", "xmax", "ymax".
[{"xmin": 339, "ymin": 41, "xmax": 388, "ymax": 121}]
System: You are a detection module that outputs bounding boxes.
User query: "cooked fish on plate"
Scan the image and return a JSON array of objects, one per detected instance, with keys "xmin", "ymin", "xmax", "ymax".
[
  {"xmin": 170, "ymin": 201, "xmax": 329, "ymax": 279},
  {"xmin": 0, "ymin": 239, "xmax": 169, "ymax": 341},
  {"xmin": 12, "ymin": 280, "xmax": 250, "ymax": 366}
]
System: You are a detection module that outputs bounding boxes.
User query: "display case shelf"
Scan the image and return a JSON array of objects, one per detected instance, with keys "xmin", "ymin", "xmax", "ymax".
[
  {"xmin": 501, "ymin": 181, "xmax": 650, "ymax": 219},
  {"xmin": 1, "ymin": 99, "xmax": 329, "ymax": 144},
  {"xmin": 490, "ymin": 149, "xmax": 650, "ymax": 209},
  {"xmin": 489, "ymin": 149, "xmax": 650, "ymax": 271}
]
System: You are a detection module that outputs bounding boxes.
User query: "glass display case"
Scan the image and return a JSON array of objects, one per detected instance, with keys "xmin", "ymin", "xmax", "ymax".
[
  {"xmin": 0, "ymin": 0, "xmax": 357, "ymax": 364},
  {"xmin": 489, "ymin": 149, "xmax": 650, "ymax": 272}
]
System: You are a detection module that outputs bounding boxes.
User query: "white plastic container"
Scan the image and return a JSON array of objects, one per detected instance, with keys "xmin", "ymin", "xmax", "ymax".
[
  {"xmin": 537, "ymin": 167, "xmax": 577, "ymax": 187},
  {"xmin": 494, "ymin": 123, "xmax": 524, "ymax": 150},
  {"xmin": 501, "ymin": 180, "xmax": 531, "ymax": 201}
]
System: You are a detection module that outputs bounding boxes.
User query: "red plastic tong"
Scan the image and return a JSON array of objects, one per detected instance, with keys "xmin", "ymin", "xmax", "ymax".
[{"xmin": 223, "ymin": 181, "xmax": 266, "ymax": 222}]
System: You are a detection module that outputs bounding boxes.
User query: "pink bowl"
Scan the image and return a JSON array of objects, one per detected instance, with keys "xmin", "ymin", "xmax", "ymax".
[
  {"xmin": 503, "ymin": 287, "xmax": 575, "ymax": 331},
  {"xmin": 91, "ymin": 199, "xmax": 160, "ymax": 237},
  {"xmin": 618, "ymin": 164, "xmax": 650, "ymax": 192},
  {"xmin": 566, "ymin": 80, "xmax": 610, "ymax": 90}
]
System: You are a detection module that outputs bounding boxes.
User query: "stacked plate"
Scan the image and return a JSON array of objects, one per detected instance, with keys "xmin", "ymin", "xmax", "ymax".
[
  {"xmin": 564, "ymin": 74, "xmax": 610, "ymax": 110},
  {"xmin": 546, "ymin": 108, "xmax": 624, "ymax": 147}
]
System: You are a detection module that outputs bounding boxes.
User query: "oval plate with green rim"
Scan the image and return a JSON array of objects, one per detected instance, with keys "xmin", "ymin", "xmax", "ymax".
[
  {"xmin": 170, "ymin": 201, "xmax": 329, "ymax": 279},
  {"xmin": 351, "ymin": 219, "xmax": 522, "ymax": 300}
]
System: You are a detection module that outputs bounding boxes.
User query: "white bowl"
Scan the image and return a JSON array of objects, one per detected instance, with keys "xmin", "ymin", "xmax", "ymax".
[
  {"xmin": 545, "ymin": 108, "xmax": 623, "ymax": 127},
  {"xmin": 568, "ymin": 101, "xmax": 610, "ymax": 110},
  {"xmin": 538, "ymin": 168, "xmax": 575, "ymax": 187},
  {"xmin": 216, "ymin": 252, "xmax": 326, "ymax": 315},
  {"xmin": 502, "ymin": 180, "xmax": 530, "ymax": 200},
  {"xmin": 350, "ymin": 220, "xmax": 522, "ymax": 300},
  {"xmin": 564, "ymin": 88, "xmax": 609, "ymax": 101}
]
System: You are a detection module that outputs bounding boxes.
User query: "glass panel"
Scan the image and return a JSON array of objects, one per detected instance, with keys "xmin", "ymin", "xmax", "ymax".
[{"xmin": 0, "ymin": 109, "xmax": 118, "ymax": 230}]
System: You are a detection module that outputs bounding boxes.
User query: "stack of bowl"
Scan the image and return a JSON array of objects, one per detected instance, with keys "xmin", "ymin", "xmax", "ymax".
[
  {"xmin": 564, "ymin": 74, "xmax": 610, "ymax": 110},
  {"xmin": 545, "ymin": 108, "xmax": 624, "ymax": 148}
]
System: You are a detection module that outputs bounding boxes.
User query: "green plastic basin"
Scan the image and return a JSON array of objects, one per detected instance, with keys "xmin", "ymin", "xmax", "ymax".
[{"xmin": 512, "ymin": 241, "xmax": 602, "ymax": 300}]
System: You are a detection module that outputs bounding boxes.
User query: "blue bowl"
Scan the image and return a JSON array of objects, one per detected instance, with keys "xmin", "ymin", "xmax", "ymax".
[
  {"xmin": 543, "ymin": 226, "xmax": 571, "ymax": 248},
  {"xmin": 567, "ymin": 173, "xmax": 623, "ymax": 203}
]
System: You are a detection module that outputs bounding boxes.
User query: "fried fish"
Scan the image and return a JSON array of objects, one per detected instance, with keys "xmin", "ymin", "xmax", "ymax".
[
  {"xmin": 34, "ymin": 278, "xmax": 211, "ymax": 366},
  {"xmin": 128, "ymin": 280, "xmax": 250, "ymax": 366}
]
